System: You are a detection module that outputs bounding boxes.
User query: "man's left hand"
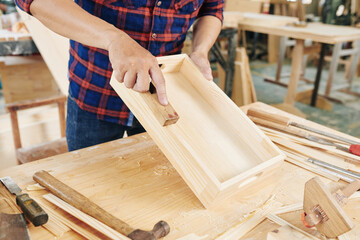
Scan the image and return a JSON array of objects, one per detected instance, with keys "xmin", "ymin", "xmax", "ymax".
[{"xmin": 189, "ymin": 51, "xmax": 213, "ymax": 81}]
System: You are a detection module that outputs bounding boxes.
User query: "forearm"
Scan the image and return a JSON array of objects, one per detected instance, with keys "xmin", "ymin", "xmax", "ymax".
[
  {"xmin": 30, "ymin": 0, "xmax": 126, "ymax": 50},
  {"xmin": 192, "ymin": 15, "xmax": 222, "ymax": 54}
]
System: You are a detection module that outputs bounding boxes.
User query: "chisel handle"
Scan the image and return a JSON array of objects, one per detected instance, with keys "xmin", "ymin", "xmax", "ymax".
[
  {"xmin": 16, "ymin": 193, "xmax": 48, "ymax": 227},
  {"xmin": 247, "ymin": 107, "xmax": 291, "ymax": 126},
  {"xmin": 249, "ymin": 116, "xmax": 308, "ymax": 138},
  {"xmin": 33, "ymin": 170, "xmax": 135, "ymax": 236}
]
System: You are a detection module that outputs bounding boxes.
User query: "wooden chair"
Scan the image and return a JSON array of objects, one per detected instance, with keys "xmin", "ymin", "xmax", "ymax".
[{"xmin": 0, "ymin": 56, "xmax": 68, "ymax": 164}]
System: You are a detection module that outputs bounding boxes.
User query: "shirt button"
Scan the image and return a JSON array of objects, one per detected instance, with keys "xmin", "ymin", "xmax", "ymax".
[
  {"xmin": 157, "ymin": 1, "xmax": 162, "ymax": 6},
  {"xmin": 152, "ymin": 33, "xmax": 157, "ymax": 39}
]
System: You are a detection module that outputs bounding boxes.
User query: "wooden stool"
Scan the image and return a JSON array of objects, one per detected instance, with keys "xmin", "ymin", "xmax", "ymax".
[{"xmin": 0, "ymin": 56, "xmax": 68, "ymax": 164}]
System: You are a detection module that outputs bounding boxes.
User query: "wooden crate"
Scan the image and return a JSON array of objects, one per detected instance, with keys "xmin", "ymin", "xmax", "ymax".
[{"xmin": 110, "ymin": 54, "xmax": 285, "ymax": 208}]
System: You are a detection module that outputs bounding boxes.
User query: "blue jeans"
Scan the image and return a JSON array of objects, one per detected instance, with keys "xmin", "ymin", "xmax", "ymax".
[{"xmin": 66, "ymin": 94, "xmax": 145, "ymax": 151}]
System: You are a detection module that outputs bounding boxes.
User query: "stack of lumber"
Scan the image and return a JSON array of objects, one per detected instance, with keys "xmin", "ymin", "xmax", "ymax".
[{"xmin": 217, "ymin": 47, "xmax": 257, "ymax": 106}]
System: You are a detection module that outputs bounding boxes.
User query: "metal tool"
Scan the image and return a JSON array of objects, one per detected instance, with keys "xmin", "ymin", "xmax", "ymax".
[
  {"xmin": 33, "ymin": 170, "xmax": 170, "ymax": 240},
  {"xmin": 247, "ymin": 107, "xmax": 360, "ymax": 145},
  {"xmin": 0, "ymin": 176, "xmax": 48, "ymax": 226},
  {"xmin": 0, "ymin": 213, "xmax": 30, "ymax": 240},
  {"xmin": 308, "ymin": 158, "xmax": 360, "ymax": 180},
  {"xmin": 248, "ymin": 115, "xmax": 359, "ymax": 156}
]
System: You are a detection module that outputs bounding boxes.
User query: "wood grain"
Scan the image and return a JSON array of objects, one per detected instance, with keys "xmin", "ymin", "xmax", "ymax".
[
  {"xmin": 303, "ymin": 177, "xmax": 353, "ymax": 238},
  {"xmin": 1, "ymin": 103, "xmax": 360, "ymax": 239},
  {"xmin": 43, "ymin": 194, "xmax": 129, "ymax": 240},
  {"xmin": 110, "ymin": 54, "xmax": 285, "ymax": 207}
]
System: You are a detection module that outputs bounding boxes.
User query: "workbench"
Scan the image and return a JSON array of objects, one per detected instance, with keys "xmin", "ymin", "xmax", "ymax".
[
  {"xmin": 237, "ymin": 17, "xmax": 360, "ymax": 114},
  {"xmin": 1, "ymin": 102, "xmax": 360, "ymax": 239}
]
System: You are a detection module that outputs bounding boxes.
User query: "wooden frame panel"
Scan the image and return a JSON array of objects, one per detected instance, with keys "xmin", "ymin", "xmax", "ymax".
[{"xmin": 110, "ymin": 54, "xmax": 285, "ymax": 207}]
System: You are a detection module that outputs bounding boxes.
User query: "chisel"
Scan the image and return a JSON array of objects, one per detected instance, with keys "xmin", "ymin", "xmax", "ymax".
[
  {"xmin": 307, "ymin": 158, "xmax": 360, "ymax": 180},
  {"xmin": 0, "ymin": 176, "xmax": 48, "ymax": 226},
  {"xmin": 249, "ymin": 116, "xmax": 359, "ymax": 156},
  {"xmin": 247, "ymin": 107, "xmax": 360, "ymax": 152}
]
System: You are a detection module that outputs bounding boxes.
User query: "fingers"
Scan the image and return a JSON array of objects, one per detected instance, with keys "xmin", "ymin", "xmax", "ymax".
[
  {"xmin": 189, "ymin": 52, "xmax": 213, "ymax": 81},
  {"xmin": 132, "ymin": 70, "xmax": 150, "ymax": 93},
  {"xmin": 201, "ymin": 65, "xmax": 213, "ymax": 81},
  {"xmin": 150, "ymin": 65, "xmax": 168, "ymax": 106},
  {"xmin": 114, "ymin": 70, "xmax": 125, "ymax": 83},
  {"xmin": 123, "ymin": 69, "xmax": 137, "ymax": 89}
]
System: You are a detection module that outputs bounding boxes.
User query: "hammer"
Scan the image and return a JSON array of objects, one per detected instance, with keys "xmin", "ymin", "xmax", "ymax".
[{"xmin": 33, "ymin": 170, "xmax": 170, "ymax": 240}]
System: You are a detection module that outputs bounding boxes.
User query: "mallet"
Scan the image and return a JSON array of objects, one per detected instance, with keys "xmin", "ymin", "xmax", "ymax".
[{"xmin": 33, "ymin": 170, "xmax": 170, "ymax": 240}]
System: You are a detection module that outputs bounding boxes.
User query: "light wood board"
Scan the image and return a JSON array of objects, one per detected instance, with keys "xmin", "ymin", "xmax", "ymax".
[
  {"xmin": 17, "ymin": 8, "xmax": 69, "ymax": 95},
  {"xmin": 1, "ymin": 103, "xmax": 360, "ymax": 239},
  {"xmin": 110, "ymin": 54, "xmax": 285, "ymax": 207}
]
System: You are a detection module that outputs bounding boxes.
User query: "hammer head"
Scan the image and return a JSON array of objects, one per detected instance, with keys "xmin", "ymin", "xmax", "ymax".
[{"xmin": 127, "ymin": 221, "xmax": 170, "ymax": 240}]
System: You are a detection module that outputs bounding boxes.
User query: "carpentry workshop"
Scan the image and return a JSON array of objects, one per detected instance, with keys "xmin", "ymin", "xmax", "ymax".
[{"xmin": 1, "ymin": 0, "xmax": 360, "ymax": 239}]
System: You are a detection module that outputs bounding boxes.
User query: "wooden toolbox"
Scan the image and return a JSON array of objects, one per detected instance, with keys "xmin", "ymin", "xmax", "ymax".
[{"xmin": 110, "ymin": 54, "xmax": 285, "ymax": 208}]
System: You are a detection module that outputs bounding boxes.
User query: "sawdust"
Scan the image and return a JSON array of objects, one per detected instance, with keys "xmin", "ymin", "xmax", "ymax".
[{"xmin": 153, "ymin": 163, "xmax": 175, "ymax": 176}]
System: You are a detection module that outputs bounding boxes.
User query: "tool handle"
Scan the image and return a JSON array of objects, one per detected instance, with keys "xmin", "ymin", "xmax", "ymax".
[
  {"xmin": 33, "ymin": 170, "xmax": 135, "ymax": 236},
  {"xmin": 148, "ymin": 82, "xmax": 179, "ymax": 126},
  {"xmin": 342, "ymin": 180, "xmax": 360, "ymax": 198},
  {"xmin": 16, "ymin": 193, "xmax": 48, "ymax": 227},
  {"xmin": 249, "ymin": 116, "xmax": 308, "ymax": 138},
  {"xmin": 290, "ymin": 122, "xmax": 360, "ymax": 145},
  {"xmin": 247, "ymin": 108, "xmax": 290, "ymax": 126}
]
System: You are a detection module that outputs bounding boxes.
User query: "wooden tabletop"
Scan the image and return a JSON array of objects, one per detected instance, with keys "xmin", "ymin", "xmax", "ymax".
[
  {"xmin": 238, "ymin": 20, "xmax": 360, "ymax": 44},
  {"xmin": 223, "ymin": 12, "xmax": 298, "ymax": 28},
  {"xmin": 1, "ymin": 102, "xmax": 359, "ymax": 239}
]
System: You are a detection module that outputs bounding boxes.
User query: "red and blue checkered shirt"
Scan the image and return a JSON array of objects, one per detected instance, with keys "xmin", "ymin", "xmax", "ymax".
[{"xmin": 16, "ymin": 0, "xmax": 223, "ymax": 126}]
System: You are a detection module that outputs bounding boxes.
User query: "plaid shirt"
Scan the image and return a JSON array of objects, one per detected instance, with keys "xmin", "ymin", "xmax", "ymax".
[{"xmin": 16, "ymin": 0, "xmax": 223, "ymax": 126}]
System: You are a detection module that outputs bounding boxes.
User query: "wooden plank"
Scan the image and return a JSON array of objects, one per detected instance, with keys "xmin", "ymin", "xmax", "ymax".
[
  {"xmin": 17, "ymin": 8, "xmax": 69, "ymax": 95},
  {"xmin": 43, "ymin": 194, "xmax": 130, "ymax": 240},
  {"xmin": 224, "ymin": 0, "xmax": 262, "ymax": 13},
  {"xmin": 267, "ymin": 225, "xmax": 313, "ymax": 240},
  {"xmin": 216, "ymin": 197, "xmax": 281, "ymax": 239},
  {"xmin": 284, "ymin": 39, "xmax": 304, "ymax": 105},
  {"xmin": 325, "ymin": 43, "xmax": 342, "ymax": 96},
  {"xmin": 232, "ymin": 48, "xmax": 257, "ymax": 106},
  {"xmin": 266, "ymin": 216, "xmax": 318, "ymax": 240},
  {"xmin": 238, "ymin": 22, "xmax": 360, "ymax": 44},
  {"xmin": 1, "ymin": 103, "xmax": 360, "ymax": 239},
  {"xmin": 110, "ymin": 54, "xmax": 285, "ymax": 207},
  {"xmin": 38, "ymin": 199, "xmax": 107, "ymax": 240}
]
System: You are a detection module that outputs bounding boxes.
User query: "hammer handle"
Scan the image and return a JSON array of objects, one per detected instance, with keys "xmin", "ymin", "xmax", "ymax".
[
  {"xmin": 33, "ymin": 170, "xmax": 134, "ymax": 236},
  {"xmin": 247, "ymin": 107, "xmax": 290, "ymax": 126}
]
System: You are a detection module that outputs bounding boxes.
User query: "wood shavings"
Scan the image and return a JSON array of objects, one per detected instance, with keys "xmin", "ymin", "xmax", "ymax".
[
  {"xmin": 215, "ymin": 195, "xmax": 281, "ymax": 240},
  {"xmin": 267, "ymin": 214, "xmax": 320, "ymax": 240},
  {"xmin": 153, "ymin": 163, "xmax": 175, "ymax": 176},
  {"xmin": 274, "ymin": 203, "xmax": 303, "ymax": 215},
  {"xmin": 26, "ymin": 183, "xmax": 45, "ymax": 191}
]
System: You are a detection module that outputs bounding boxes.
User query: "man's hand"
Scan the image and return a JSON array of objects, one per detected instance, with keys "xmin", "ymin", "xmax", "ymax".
[
  {"xmin": 190, "ymin": 16, "xmax": 221, "ymax": 81},
  {"xmin": 107, "ymin": 33, "xmax": 168, "ymax": 106},
  {"xmin": 189, "ymin": 51, "xmax": 213, "ymax": 81}
]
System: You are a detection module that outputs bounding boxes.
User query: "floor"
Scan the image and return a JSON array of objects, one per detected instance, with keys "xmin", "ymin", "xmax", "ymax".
[{"xmin": 248, "ymin": 60, "xmax": 360, "ymax": 138}]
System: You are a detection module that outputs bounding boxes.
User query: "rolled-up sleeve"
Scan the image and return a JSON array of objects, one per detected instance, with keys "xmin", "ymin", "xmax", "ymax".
[
  {"xmin": 15, "ymin": 0, "xmax": 34, "ymax": 14},
  {"xmin": 197, "ymin": 0, "xmax": 224, "ymax": 22}
]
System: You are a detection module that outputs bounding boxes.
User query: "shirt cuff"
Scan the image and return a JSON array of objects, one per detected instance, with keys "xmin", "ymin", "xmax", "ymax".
[{"xmin": 15, "ymin": 0, "xmax": 34, "ymax": 14}]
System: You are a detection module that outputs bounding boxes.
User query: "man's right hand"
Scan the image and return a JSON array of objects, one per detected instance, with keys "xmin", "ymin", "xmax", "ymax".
[{"xmin": 107, "ymin": 33, "xmax": 168, "ymax": 106}]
